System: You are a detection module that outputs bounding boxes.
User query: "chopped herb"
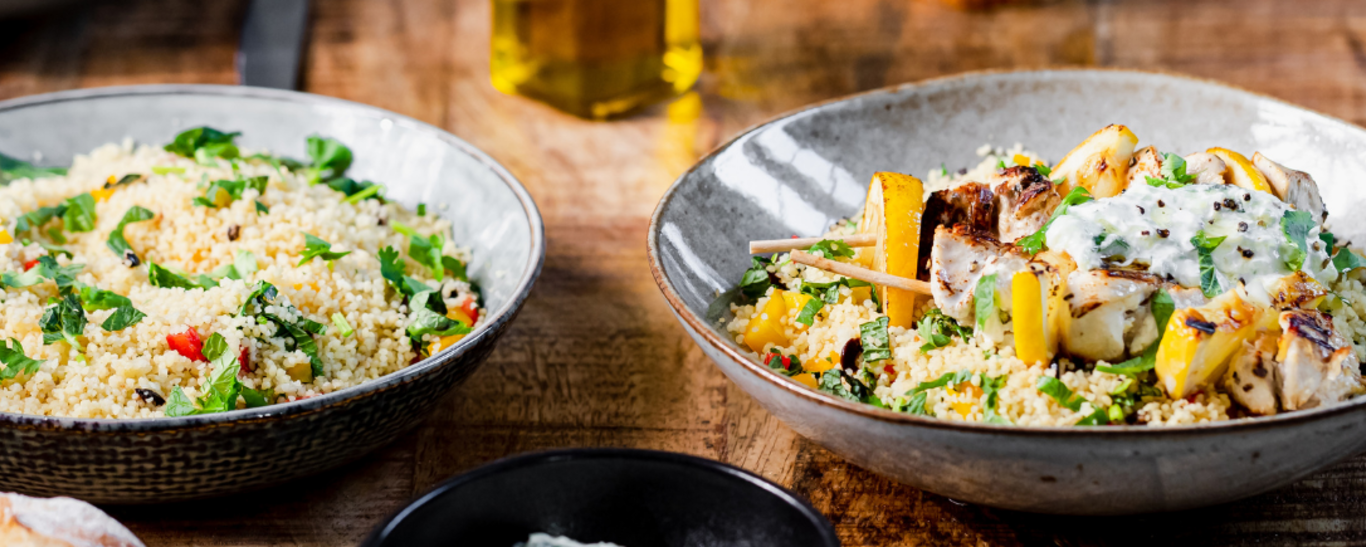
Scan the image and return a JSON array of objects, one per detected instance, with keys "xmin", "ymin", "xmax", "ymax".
[
  {"xmin": 297, "ymin": 233, "xmax": 351, "ymax": 266},
  {"xmin": 105, "ymin": 173, "xmax": 143, "ymax": 188},
  {"xmin": 1094, "ymin": 233, "xmax": 1130, "ymax": 259},
  {"xmin": 405, "ymin": 290, "xmax": 472, "ymax": 352},
  {"xmin": 342, "ymin": 183, "xmax": 383, "ymax": 204},
  {"xmin": 859, "ymin": 316, "xmax": 892, "ymax": 363},
  {"xmin": 1334, "ymin": 248, "xmax": 1366, "ymax": 272},
  {"xmin": 765, "ymin": 350, "xmax": 804, "ymax": 377},
  {"xmin": 795, "ymin": 296, "xmax": 824, "ymax": 326},
  {"xmin": 916, "ymin": 309, "xmax": 972, "ymax": 352},
  {"xmin": 0, "ymin": 152, "xmax": 66, "ymax": 184},
  {"xmin": 77, "ymin": 284, "xmax": 131, "ymax": 311},
  {"xmin": 100, "ymin": 305, "xmax": 145, "ymax": 331},
  {"xmin": 38, "ymin": 293, "xmax": 86, "ymax": 351},
  {"xmin": 305, "ymin": 135, "xmax": 353, "ymax": 181},
  {"xmin": 1191, "ymin": 230, "xmax": 1227, "ymax": 297},
  {"xmin": 331, "ymin": 313, "xmax": 355, "ymax": 337},
  {"xmin": 1016, "ymin": 186, "xmax": 1093, "ymax": 254},
  {"xmin": 238, "ymin": 281, "xmax": 326, "ymax": 377},
  {"xmin": 165, "ymin": 333, "xmax": 245, "ymax": 416},
  {"xmin": 973, "ymin": 273, "xmax": 998, "ymax": 331},
  {"xmin": 60, "ymin": 193, "xmax": 97, "ymax": 233},
  {"xmin": 164, "ymin": 127, "xmax": 240, "ymax": 162},
  {"xmin": 13, "ymin": 205, "xmax": 66, "ymax": 235},
  {"xmin": 1075, "ymin": 407, "xmax": 1111, "ymax": 426},
  {"xmin": 807, "ymin": 239, "xmax": 855, "ymax": 259},
  {"xmin": 254, "ymin": 200, "xmax": 270, "ymax": 215},
  {"xmin": 324, "ymin": 177, "xmax": 383, "ymax": 202},
  {"xmin": 0, "ymin": 338, "xmax": 43, "ymax": 380},
  {"xmin": 1036, "ymin": 376, "xmax": 1085, "ymax": 411},
  {"xmin": 1280, "ymin": 209, "xmax": 1315, "ymax": 272},
  {"xmin": 242, "ymin": 387, "xmax": 274, "ymax": 408},
  {"xmin": 148, "ymin": 263, "xmax": 214, "ymax": 290},
  {"xmin": 980, "ymin": 373, "xmax": 1010, "ymax": 424},
  {"xmin": 996, "ymin": 159, "xmax": 1007, "ymax": 170},
  {"xmin": 106, "ymin": 206, "xmax": 155, "ymax": 264},
  {"xmin": 1145, "ymin": 152, "xmax": 1197, "ymax": 189},
  {"xmin": 738, "ymin": 256, "xmax": 774, "ymax": 301},
  {"xmin": 2, "ymin": 256, "xmax": 80, "ymax": 291},
  {"xmin": 417, "ymin": 203, "xmax": 427, "ymax": 216},
  {"xmin": 1033, "ymin": 163, "xmax": 1052, "ymax": 177},
  {"xmin": 816, "ymin": 368, "xmax": 883, "ymax": 407},
  {"xmin": 407, "ymin": 233, "xmax": 446, "ymax": 279},
  {"xmin": 911, "ymin": 369, "xmax": 975, "ymax": 394},
  {"xmin": 377, "ymin": 246, "xmax": 433, "ymax": 297},
  {"xmin": 192, "ymin": 176, "xmax": 268, "ymax": 208},
  {"xmin": 442, "ymin": 255, "xmax": 468, "ymax": 281},
  {"xmin": 164, "ymin": 386, "xmax": 198, "ymax": 417},
  {"xmin": 24, "ymin": 240, "xmax": 73, "ymax": 259}
]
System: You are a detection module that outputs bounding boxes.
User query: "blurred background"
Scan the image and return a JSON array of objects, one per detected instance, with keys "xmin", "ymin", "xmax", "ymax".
[{"xmin": 2, "ymin": 0, "xmax": 1365, "ymax": 545}]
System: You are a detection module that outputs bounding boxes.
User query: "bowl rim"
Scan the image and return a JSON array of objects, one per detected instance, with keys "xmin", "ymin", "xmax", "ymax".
[
  {"xmin": 647, "ymin": 67, "xmax": 1366, "ymax": 437},
  {"xmin": 361, "ymin": 447, "xmax": 842, "ymax": 547},
  {"xmin": 0, "ymin": 84, "xmax": 546, "ymax": 431}
]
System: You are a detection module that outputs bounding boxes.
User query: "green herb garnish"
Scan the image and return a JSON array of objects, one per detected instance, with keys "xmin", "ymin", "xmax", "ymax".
[
  {"xmin": 100, "ymin": 305, "xmax": 146, "ymax": 332},
  {"xmin": 1191, "ymin": 230, "xmax": 1227, "ymax": 297},
  {"xmin": 106, "ymin": 206, "xmax": 155, "ymax": 264},
  {"xmin": 859, "ymin": 316, "xmax": 891, "ymax": 363},
  {"xmin": 795, "ymin": 297, "xmax": 824, "ymax": 326},
  {"xmin": 1016, "ymin": 186, "xmax": 1093, "ymax": 254},
  {"xmin": 305, "ymin": 135, "xmax": 353, "ymax": 181},
  {"xmin": 192, "ymin": 176, "xmax": 268, "ymax": 208},
  {"xmin": 973, "ymin": 273, "xmax": 998, "ymax": 331},
  {"xmin": 297, "ymin": 233, "xmax": 351, "ymax": 266},
  {"xmin": 39, "ymin": 293, "xmax": 86, "ymax": 351},
  {"xmin": 807, "ymin": 239, "xmax": 855, "ymax": 259},
  {"xmin": 378, "ymin": 246, "xmax": 434, "ymax": 297},
  {"xmin": 0, "ymin": 152, "xmax": 66, "ymax": 184},
  {"xmin": 1144, "ymin": 152, "xmax": 1197, "ymax": 189},
  {"xmin": 405, "ymin": 290, "xmax": 472, "ymax": 352},
  {"xmin": 148, "ymin": 263, "xmax": 215, "ymax": 290},
  {"xmin": 816, "ymin": 368, "xmax": 883, "ymax": 407},
  {"xmin": 916, "ymin": 309, "xmax": 972, "ymax": 353},
  {"xmin": 164, "ymin": 127, "xmax": 240, "ymax": 163},
  {"xmin": 980, "ymin": 373, "xmax": 1010, "ymax": 425},
  {"xmin": 77, "ymin": 284, "xmax": 131, "ymax": 311},
  {"xmin": 738, "ymin": 256, "xmax": 774, "ymax": 301},
  {"xmin": 1036, "ymin": 376, "xmax": 1085, "ymax": 411},
  {"xmin": 0, "ymin": 338, "xmax": 43, "ymax": 381},
  {"xmin": 60, "ymin": 193, "xmax": 97, "ymax": 233},
  {"xmin": 1280, "ymin": 209, "xmax": 1315, "ymax": 272}
]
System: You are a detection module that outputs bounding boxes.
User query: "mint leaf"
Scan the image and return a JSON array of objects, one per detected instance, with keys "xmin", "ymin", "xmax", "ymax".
[
  {"xmin": 795, "ymin": 296, "xmax": 824, "ymax": 326},
  {"xmin": 1036, "ymin": 376, "xmax": 1085, "ymax": 411},
  {"xmin": 100, "ymin": 305, "xmax": 145, "ymax": 332},
  {"xmin": 1280, "ymin": 209, "xmax": 1315, "ymax": 272},
  {"xmin": 1191, "ymin": 231, "xmax": 1227, "ymax": 297},
  {"xmin": 297, "ymin": 233, "xmax": 351, "ymax": 266},
  {"xmin": 39, "ymin": 293, "xmax": 86, "ymax": 350},
  {"xmin": 0, "ymin": 338, "xmax": 43, "ymax": 380},
  {"xmin": 974, "ymin": 273, "xmax": 998, "ymax": 331},
  {"xmin": 60, "ymin": 193, "xmax": 97, "ymax": 233},
  {"xmin": 1016, "ymin": 186, "xmax": 1092, "ymax": 254},
  {"xmin": 164, "ymin": 127, "xmax": 240, "ymax": 160},
  {"xmin": 738, "ymin": 256, "xmax": 774, "ymax": 300},
  {"xmin": 859, "ymin": 316, "xmax": 891, "ymax": 363},
  {"xmin": 916, "ymin": 309, "xmax": 971, "ymax": 353},
  {"xmin": 106, "ymin": 206, "xmax": 155, "ymax": 264}
]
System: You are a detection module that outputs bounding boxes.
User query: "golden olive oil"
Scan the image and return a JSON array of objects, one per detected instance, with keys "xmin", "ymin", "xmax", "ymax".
[{"xmin": 491, "ymin": 0, "xmax": 702, "ymax": 119}]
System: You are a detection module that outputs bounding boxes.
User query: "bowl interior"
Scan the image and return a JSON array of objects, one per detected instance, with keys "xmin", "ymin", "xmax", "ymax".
[
  {"xmin": 365, "ymin": 450, "xmax": 839, "ymax": 547},
  {"xmin": 0, "ymin": 85, "xmax": 539, "ymax": 364},
  {"xmin": 652, "ymin": 69, "xmax": 1366, "ymax": 402}
]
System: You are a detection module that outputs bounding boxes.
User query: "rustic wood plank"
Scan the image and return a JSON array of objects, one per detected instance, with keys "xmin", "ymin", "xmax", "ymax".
[{"xmin": 0, "ymin": 0, "xmax": 1365, "ymax": 545}]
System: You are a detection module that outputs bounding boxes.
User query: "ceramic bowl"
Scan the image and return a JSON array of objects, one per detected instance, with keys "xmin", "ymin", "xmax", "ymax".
[
  {"xmin": 361, "ymin": 449, "xmax": 840, "ymax": 547},
  {"xmin": 0, "ymin": 85, "xmax": 545, "ymax": 503},
  {"xmin": 648, "ymin": 69, "xmax": 1366, "ymax": 515}
]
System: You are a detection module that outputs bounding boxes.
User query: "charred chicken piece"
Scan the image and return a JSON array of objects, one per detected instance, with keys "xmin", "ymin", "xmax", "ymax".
[
  {"xmin": 1060, "ymin": 268, "xmax": 1163, "ymax": 363},
  {"xmin": 1275, "ymin": 309, "xmax": 1363, "ymax": 411},
  {"xmin": 990, "ymin": 166, "xmax": 1060, "ymax": 244},
  {"xmin": 1252, "ymin": 152, "xmax": 1328, "ymax": 223},
  {"xmin": 918, "ymin": 182, "xmax": 997, "ymax": 279},
  {"xmin": 1223, "ymin": 331, "xmax": 1280, "ymax": 416},
  {"xmin": 928, "ymin": 224, "xmax": 1029, "ymax": 328}
]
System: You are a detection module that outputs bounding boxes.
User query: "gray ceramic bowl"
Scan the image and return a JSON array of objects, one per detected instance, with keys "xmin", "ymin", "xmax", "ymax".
[
  {"xmin": 0, "ymin": 85, "xmax": 544, "ymax": 503},
  {"xmin": 648, "ymin": 69, "xmax": 1366, "ymax": 515}
]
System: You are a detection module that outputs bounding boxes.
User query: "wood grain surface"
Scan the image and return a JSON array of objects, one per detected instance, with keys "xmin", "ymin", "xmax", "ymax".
[{"xmin": 3, "ymin": 0, "xmax": 1366, "ymax": 545}]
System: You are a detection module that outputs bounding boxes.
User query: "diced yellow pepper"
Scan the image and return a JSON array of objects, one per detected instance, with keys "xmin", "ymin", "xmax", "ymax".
[
  {"xmin": 743, "ymin": 290, "xmax": 790, "ymax": 353},
  {"xmin": 1207, "ymin": 148, "xmax": 1274, "ymax": 194},
  {"xmin": 946, "ymin": 383, "xmax": 982, "ymax": 418},
  {"xmin": 1011, "ymin": 270, "xmax": 1049, "ymax": 365},
  {"xmin": 447, "ymin": 308, "xmax": 476, "ymax": 327},
  {"xmin": 1012, "ymin": 154, "xmax": 1033, "ymax": 168},
  {"xmin": 845, "ymin": 285, "xmax": 872, "ymax": 306},
  {"xmin": 285, "ymin": 361, "xmax": 313, "ymax": 383},
  {"xmin": 292, "ymin": 281, "xmax": 321, "ymax": 292},
  {"xmin": 1155, "ymin": 291, "xmax": 1266, "ymax": 398},
  {"xmin": 428, "ymin": 333, "xmax": 467, "ymax": 355},
  {"xmin": 1051, "ymin": 124, "xmax": 1139, "ymax": 198},
  {"xmin": 794, "ymin": 373, "xmax": 819, "ymax": 389},
  {"xmin": 861, "ymin": 172, "xmax": 924, "ymax": 329},
  {"xmin": 780, "ymin": 291, "xmax": 814, "ymax": 332},
  {"xmin": 91, "ymin": 187, "xmax": 116, "ymax": 203},
  {"xmin": 0, "ymin": 229, "xmax": 11, "ymax": 245}
]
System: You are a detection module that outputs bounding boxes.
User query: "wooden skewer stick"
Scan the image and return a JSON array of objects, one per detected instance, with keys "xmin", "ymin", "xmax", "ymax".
[
  {"xmin": 789, "ymin": 250, "xmax": 932, "ymax": 296},
  {"xmin": 749, "ymin": 233, "xmax": 876, "ymax": 254}
]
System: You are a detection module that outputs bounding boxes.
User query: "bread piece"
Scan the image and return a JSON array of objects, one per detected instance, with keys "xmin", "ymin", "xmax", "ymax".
[{"xmin": 0, "ymin": 493, "xmax": 144, "ymax": 547}]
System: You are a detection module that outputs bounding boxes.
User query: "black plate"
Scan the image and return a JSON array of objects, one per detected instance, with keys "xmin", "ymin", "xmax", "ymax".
[{"xmin": 362, "ymin": 449, "xmax": 840, "ymax": 547}]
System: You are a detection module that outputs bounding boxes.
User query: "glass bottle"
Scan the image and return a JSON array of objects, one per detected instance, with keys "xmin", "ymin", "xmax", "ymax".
[{"xmin": 491, "ymin": 0, "xmax": 703, "ymax": 120}]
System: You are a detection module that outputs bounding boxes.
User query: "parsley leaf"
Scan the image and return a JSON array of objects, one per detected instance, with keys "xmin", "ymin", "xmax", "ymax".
[
  {"xmin": 795, "ymin": 297, "xmax": 824, "ymax": 326},
  {"xmin": 324, "ymin": 177, "xmax": 384, "ymax": 202},
  {"xmin": 148, "ymin": 263, "xmax": 215, "ymax": 290},
  {"xmin": 378, "ymin": 246, "xmax": 433, "ymax": 297},
  {"xmin": 0, "ymin": 338, "xmax": 43, "ymax": 380},
  {"xmin": 1033, "ymin": 163, "xmax": 1052, "ymax": 177},
  {"xmin": 1280, "ymin": 209, "xmax": 1315, "ymax": 272},
  {"xmin": 980, "ymin": 373, "xmax": 1011, "ymax": 424},
  {"xmin": 738, "ymin": 256, "xmax": 774, "ymax": 301},
  {"xmin": 239, "ymin": 280, "xmax": 326, "ymax": 377},
  {"xmin": 305, "ymin": 135, "xmax": 353, "ymax": 181},
  {"xmin": 1036, "ymin": 376, "xmax": 1085, "ymax": 411},
  {"xmin": 100, "ymin": 305, "xmax": 145, "ymax": 332},
  {"xmin": 807, "ymin": 239, "xmax": 855, "ymax": 259},
  {"xmin": 297, "ymin": 233, "xmax": 351, "ymax": 266},
  {"xmin": 39, "ymin": 293, "xmax": 86, "ymax": 350},
  {"xmin": 916, "ymin": 309, "xmax": 972, "ymax": 353},
  {"xmin": 407, "ymin": 233, "xmax": 446, "ymax": 279},
  {"xmin": 1191, "ymin": 231, "xmax": 1227, "ymax": 297},
  {"xmin": 405, "ymin": 290, "xmax": 472, "ymax": 352},
  {"xmin": 78, "ymin": 284, "xmax": 131, "ymax": 311},
  {"xmin": 0, "ymin": 152, "xmax": 66, "ymax": 185},
  {"xmin": 1016, "ymin": 186, "xmax": 1093, "ymax": 254},
  {"xmin": 106, "ymin": 206, "xmax": 155, "ymax": 264},
  {"xmin": 1334, "ymin": 248, "xmax": 1366, "ymax": 273},
  {"xmin": 1145, "ymin": 152, "xmax": 1197, "ymax": 189},
  {"xmin": 60, "ymin": 193, "xmax": 97, "ymax": 233},
  {"xmin": 973, "ymin": 273, "xmax": 998, "ymax": 331},
  {"xmin": 164, "ymin": 127, "xmax": 241, "ymax": 162},
  {"xmin": 859, "ymin": 316, "xmax": 892, "ymax": 363}
]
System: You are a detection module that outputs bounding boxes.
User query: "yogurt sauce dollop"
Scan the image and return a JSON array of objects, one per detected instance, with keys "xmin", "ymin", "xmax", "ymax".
[{"xmin": 1045, "ymin": 182, "xmax": 1336, "ymax": 305}]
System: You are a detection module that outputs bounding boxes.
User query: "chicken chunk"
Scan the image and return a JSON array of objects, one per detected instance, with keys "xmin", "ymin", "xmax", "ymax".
[
  {"xmin": 991, "ymin": 166, "xmax": 1061, "ymax": 243},
  {"xmin": 918, "ymin": 182, "xmax": 998, "ymax": 279},
  {"xmin": 1253, "ymin": 152, "xmax": 1327, "ymax": 223},
  {"xmin": 1126, "ymin": 146, "xmax": 1162, "ymax": 188},
  {"xmin": 1275, "ymin": 309, "xmax": 1363, "ymax": 410},
  {"xmin": 928, "ymin": 224, "xmax": 1030, "ymax": 329},
  {"xmin": 1182, "ymin": 152, "xmax": 1228, "ymax": 185},
  {"xmin": 1060, "ymin": 269, "xmax": 1163, "ymax": 363},
  {"xmin": 1223, "ymin": 331, "xmax": 1280, "ymax": 416}
]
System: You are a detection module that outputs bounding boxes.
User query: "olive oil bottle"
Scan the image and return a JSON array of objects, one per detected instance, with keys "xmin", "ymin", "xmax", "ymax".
[{"xmin": 491, "ymin": 0, "xmax": 702, "ymax": 119}]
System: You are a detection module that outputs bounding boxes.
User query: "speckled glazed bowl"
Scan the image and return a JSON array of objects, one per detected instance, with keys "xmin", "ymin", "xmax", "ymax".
[
  {"xmin": 0, "ymin": 85, "xmax": 544, "ymax": 503},
  {"xmin": 648, "ymin": 69, "xmax": 1366, "ymax": 515}
]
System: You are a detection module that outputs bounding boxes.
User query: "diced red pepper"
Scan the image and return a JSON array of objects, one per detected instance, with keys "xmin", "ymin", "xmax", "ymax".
[
  {"xmin": 1184, "ymin": 394, "xmax": 1200, "ymax": 404},
  {"xmin": 460, "ymin": 297, "xmax": 480, "ymax": 324},
  {"xmin": 167, "ymin": 327, "xmax": 206, "ymax": 362},
  {"xmin": 779, "ymin": 355, "xmax": 792, "ymax": 371},
  {"xmin": 884, "ymin": 364, "xmax": 896, "ymax": 376},
  {"xmin": 22, "ymin": 259, "xmax": 39, "ymax": 271},
  {"xmin": 238, "ymin": 345, "xmax": 251, "ymax": 373}
]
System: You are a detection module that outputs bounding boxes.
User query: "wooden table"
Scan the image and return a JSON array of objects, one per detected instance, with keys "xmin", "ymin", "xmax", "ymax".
[{"xmin": 3, "ymin": 0, "xmax": 1366, "ymax": 544}]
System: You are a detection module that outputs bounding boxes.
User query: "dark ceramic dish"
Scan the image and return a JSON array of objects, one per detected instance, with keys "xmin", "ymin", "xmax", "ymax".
[
  {"xmin": 0, "ymin": 85, "xmax": 545, "ymax": 503},
  {"xmin": 362, "ymin": 449, "xmax": 840, "ymax": 547},
  {"xmin": 647, "ymin": 69, "xmax": 1366, "ymax": 514}
]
